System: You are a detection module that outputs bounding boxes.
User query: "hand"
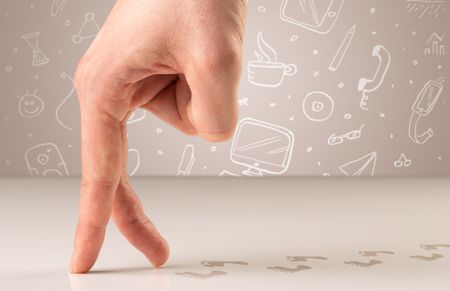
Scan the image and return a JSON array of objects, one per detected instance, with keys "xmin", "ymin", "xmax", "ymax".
[{"xmin": 70, "ymin": 0, "xmax": 246, "ymax": 273}]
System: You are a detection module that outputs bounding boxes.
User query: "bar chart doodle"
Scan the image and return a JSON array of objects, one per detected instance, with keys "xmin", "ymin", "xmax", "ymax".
[{"xmin": 424, "ymin": 33, "xmax": 446, "ymax": 56}]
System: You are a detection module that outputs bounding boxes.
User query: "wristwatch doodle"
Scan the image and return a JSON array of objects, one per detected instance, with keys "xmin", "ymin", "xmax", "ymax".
[{"xmin": 408, "ymin": 77, "xmax": 445, "ymax": 145}]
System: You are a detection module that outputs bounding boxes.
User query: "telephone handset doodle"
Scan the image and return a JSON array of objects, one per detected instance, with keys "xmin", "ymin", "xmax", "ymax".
[
  {"xmin": 280, "ymin": 0, "xmax": 345, "ymax": 35},
  {"xmin": 358, "ymin": 45, "xmax": 391, "ymax": 110},
  {"xmin": 409, "ymin": 77, "xmax": 445, "ymax": 145}
]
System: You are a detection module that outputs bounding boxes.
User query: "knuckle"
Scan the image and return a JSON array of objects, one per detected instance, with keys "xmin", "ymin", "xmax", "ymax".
[
  {"xmin": 74, "ymin": 53, "xmax": 96, "ymax": 99},
  {"xmin": 193, "ymin": 43, "xmax": 241, "ymax": 75},
  {"xmin": 74, "ymin": 52, "xmax": 122, "ymax": 100}
]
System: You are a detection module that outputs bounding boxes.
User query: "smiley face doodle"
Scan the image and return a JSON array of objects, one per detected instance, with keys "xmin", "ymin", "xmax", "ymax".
[
  {"xmin": 17, "ymin": 89, "xmax": 45, "ymax": 118},
  {"xmin": 25, "ymin": 143, "xmax": 69, "ymax": 177}
]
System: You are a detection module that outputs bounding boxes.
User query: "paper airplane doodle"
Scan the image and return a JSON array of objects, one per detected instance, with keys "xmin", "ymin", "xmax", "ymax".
[{"xmin": 339, "ymin": 151, "xmax": 377, "ymax": 177}]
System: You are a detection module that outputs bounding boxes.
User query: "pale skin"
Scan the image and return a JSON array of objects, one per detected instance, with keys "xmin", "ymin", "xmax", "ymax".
[{"xmin": 70, "ymin": 0, "xmax": 247, "ymax": 274}]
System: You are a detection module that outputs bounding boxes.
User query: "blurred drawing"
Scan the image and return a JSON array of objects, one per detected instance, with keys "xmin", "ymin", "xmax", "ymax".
[
  {"xmin": 328, "ymin": 125, "xmax": 364, "ymax": 146},
  {"xmin": 17, "ymin": 89, "xmax": 45, "ymax": 118},
  {"xmin": 50, "ymin": 0, "xmax": 68, "ymax": 16},
  {"xmin": 127, "ymin": 109, "xmax": 146, "ymax": 125},
  {"xmin": 303, "ymin": 91, "xmax": 335, "ymax": 122},
  {"xmin": 219, "ymin": 170, "xmax": 240, "ymax": 177},
  {"xmin": 73, "ymin": 13, "xmax": 100, "ymax": 44},
  {"xmin": 22, "ymin": 32, "xmax": 50, "ymax": 67},
  {"xmin": 230, "ymin": 118, "xmax": 294, "ymax": 176},
  {"xmin": 25, "ymin": 143, "xmax": 69, "ymax": 177},
  {"xmin": 329, "ymin": 25, "xmax": 356, "ymax": 72},
  {"xmin": 128, "ymin": 148, "xmax": 141, "ymax": 176},
  {"xmin": 56, "ymin": 72, "xmax": 76, "ymax": 131},
  {"xmin": 394, "ymin": 153, "xmax": 412, "ymax": 168},
  {"xmin": 239, "ymin": 97, "xmax": 249, "ymax": 107},
  {"xmin": 248, "ymin": 32, "xmax": 297, "ymax": 88},
  {"xmin": 175, "ymin": 270, "xmax": 227, "ymax": 280},
  {"xmin": 359, "ymin": 251, "xmax": 395, "ymax": 257},
  {"xmin": 286, "ymin": 256, "xmax": 328, "ymax": 262},
  {"xmin": 339, "ymin": 151, "xmax": 377, "ymax": 177},
  {"xmin": 267, "ymin": 265, "xmax": 311, "ymax": 273},
  {"xmin": 344, "ymin": 259, "xmax": 382, "ymax": 267},
  {"xmin": 410, "ymin": 253, "xmax": 444, "ymax": 261},
  {"xmin": 406, "ymin": 0, "xmax": 446, "ymax": 19},
  {"xmin": 358, "ymin": 45, "xmax": 391, "ymax": 110},
  {"xmin": 409, "ymin": 77, "xmax": 445, "ymax": 144},
  {"xmin": 280, "ymin": 0, "xmax": 345, "ymax": 34},
  {"xmin": 421, "ymin": 244, "xmax": 450, "ymax": 250},
  {"xmin": 178, "ymin": 144, "xmax": 195, "ymax": 176},
  {"xmin": 425, "ymin": 33, "xmax": 446, "ymax": 56},
  {"xmin": 201, "ymin": 261, "xmax": 249, "ymax": 267}
]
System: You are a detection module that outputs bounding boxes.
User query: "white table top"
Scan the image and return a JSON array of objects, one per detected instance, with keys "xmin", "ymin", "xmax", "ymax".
[{"xmin": 1, "ymin": 177, "xmax": 449, "ymax": 290}]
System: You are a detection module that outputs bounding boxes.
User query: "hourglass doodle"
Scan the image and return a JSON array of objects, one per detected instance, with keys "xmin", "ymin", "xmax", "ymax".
[{"xmin": 22, "ymin": 32, "xmax": 50, "ymax": 67}]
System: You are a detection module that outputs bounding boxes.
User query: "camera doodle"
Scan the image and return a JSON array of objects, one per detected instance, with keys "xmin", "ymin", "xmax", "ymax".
[{"xmin": 24, "ymin": 143, "xmax": 69, "ymax": 177}]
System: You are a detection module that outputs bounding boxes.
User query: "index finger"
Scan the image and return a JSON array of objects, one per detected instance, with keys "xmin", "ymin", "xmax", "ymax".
[{"xmin": 70, "ymin": 97, "xmax": 126, "ymax": 274}]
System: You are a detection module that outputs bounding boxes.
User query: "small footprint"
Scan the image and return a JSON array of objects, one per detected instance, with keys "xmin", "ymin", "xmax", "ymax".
[
  {"xmin": 267, "ymin": 265, "xmax": 312, "ymax": 273},
  {"xmin": 358, "ymin": 251, "xmax": 395, "ymax": 257},
  {"xmin": 201, "ymin": 260, "xmax": 249, "ymax": 267},
  {"xmin": 344, "ymin": 259, "xmax": 383, "ymax": 268},
  {"xmin": 286, "ymin": 256, "xmax": 328, "ymax": 262},
  {"xmin": 410, "ymin": 253, "xmax": 444, "ymax": 262},
  {"xmin": 421, "ymin": 244, "xmax": 450, "ymax": 251},
  {"xmin": 175, "ymin": 270, "xmax": 227, "ymax": 280}
]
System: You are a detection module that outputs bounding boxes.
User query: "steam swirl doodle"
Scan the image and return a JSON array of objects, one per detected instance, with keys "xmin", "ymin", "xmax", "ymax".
[{"xmin": 247, "ymin": 32, "xmax": 297, "ymax": 88}]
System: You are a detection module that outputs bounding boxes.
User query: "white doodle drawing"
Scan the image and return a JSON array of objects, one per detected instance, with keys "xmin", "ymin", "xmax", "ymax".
[
  {"xmin": 424, "ymin": 33, "xmax": 446, "ymax": 56},
  {"xmin": 339, "ymin": 151, "xmax": 377, "ymax": 177},
  {"xmin": 50, "ymin": 0, "xmax": 68, "ymax": 17},
  {"xmin": 280, "ymin": 0, "xmax": 345, "ymax": 35},
  {"xmin": 178, "ymin": 144, "xmax": 195, "ymax": 176},
  {"xmin": 230, "ymin": 118, "xmax": 294, "ymax": 176},
  {"xmin": 127, "ymin": 109, "xmax": 147, "ymax": 125},
  {"xmin": 248, "ymin": 32, "xmax": 297, "ymax": 88},
  {"xmin": 56, "ymin": 72, "xmax": 75, "ymax": 131},
  {"xmin": 394, "ymin": 153, "xmax": 412, "ymax": 168},
  {"xmin": 406, "ymin": 0, "xmax": 446, "ymax": 19},
  {"xmin": 328, "ymin": 124, "xmax": 364, "ymax": 146},
  {"xmin": 22, "ymin": 32, "xmax": 50, "ymax": 67},
  {"xmin": 25, "ymin": 143, "xmax": 69, "ymax": 177},
  {"xmin": 358, "ymin": 45, "xmax": 391, "ymax": 111},
  {"xmin": 409, "ymin": 77, "xmax": 445, "ymax": 144},
  {"xmin": 303, "ymin": 91, "xmax": 335, "ymax": 122},
  {"xmin": 219, "ymin": 170, "xmax": 240, "ymax": 177},
  {"xmin": 17, "ymin": 89, "xmax": 45, "ymax": 119},
  {"xmin": 128, "ymin": 148, "xmax": 141, "ymax": 176},
  {"xmin": 329, "ymin": 25, "xmax": 356, "ymax": 72},
  {"xmin": 239, "ymin": 97, "xmax": 249, "ymax": 107},
  {"xmin": 72, "ymin": 13, "xmax": 100, "ymax": 44}
]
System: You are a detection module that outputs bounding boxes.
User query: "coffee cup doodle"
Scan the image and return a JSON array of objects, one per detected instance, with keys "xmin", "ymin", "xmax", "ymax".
[{"xmin": 248, "ymin": 32, "xmax": 297, "ymax": 88}]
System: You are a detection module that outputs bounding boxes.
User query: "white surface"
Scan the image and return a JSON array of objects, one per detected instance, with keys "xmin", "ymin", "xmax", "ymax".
[{"xmin": 1, "ymin": 177, "xmax": 450, "ymax": 290}]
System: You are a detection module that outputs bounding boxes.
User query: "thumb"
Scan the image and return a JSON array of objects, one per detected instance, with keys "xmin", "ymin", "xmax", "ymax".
[{"xmin": 185, "ymin": 48, "xmax": 242, "ymax": 142}]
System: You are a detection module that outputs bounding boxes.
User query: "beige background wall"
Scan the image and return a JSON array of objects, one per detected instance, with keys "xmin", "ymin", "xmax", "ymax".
[{"xmin": 0, "ymin": 0, "xmax": 449, "ymax": 177}]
